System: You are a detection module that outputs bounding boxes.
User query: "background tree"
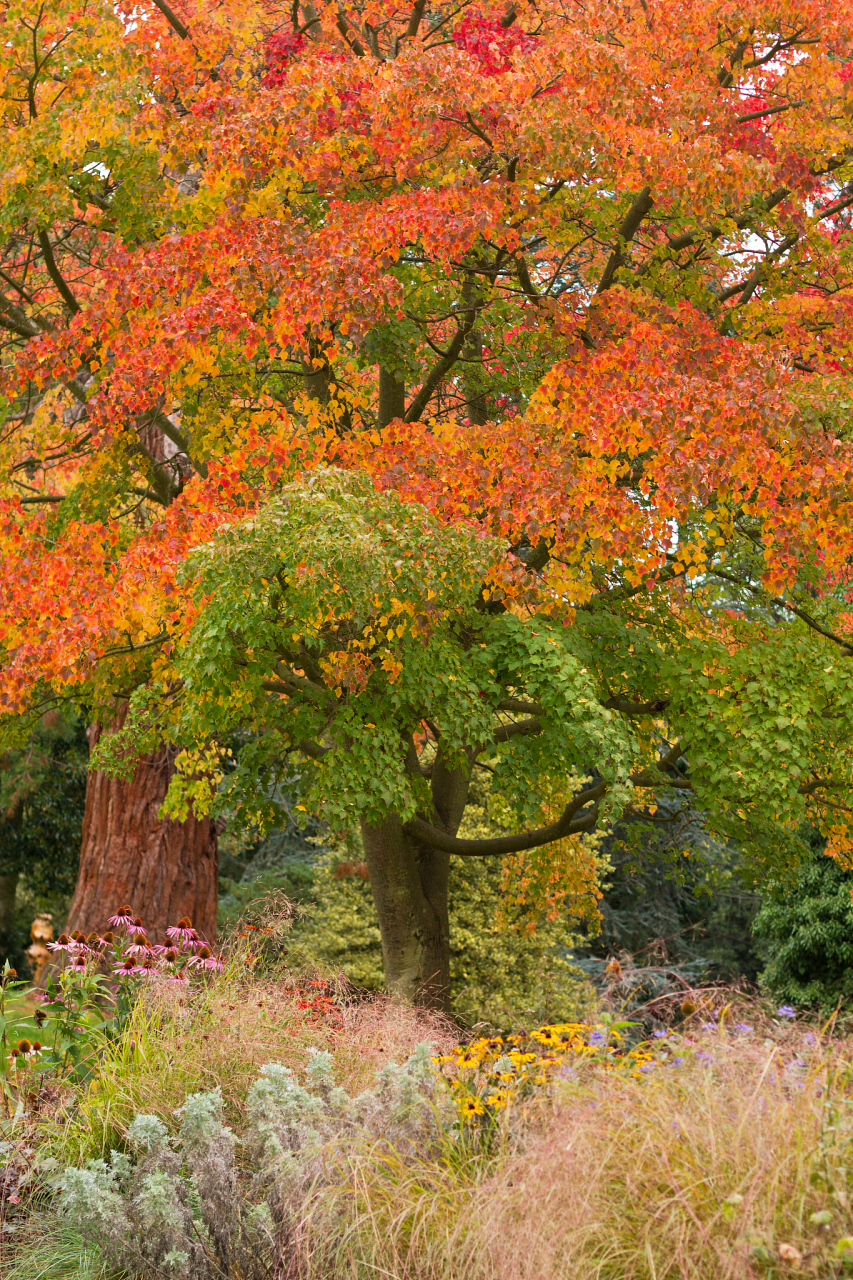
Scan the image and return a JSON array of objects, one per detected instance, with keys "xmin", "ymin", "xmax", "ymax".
[
  {"xmin": 2, "ymin": 0, "xmax": 853, "ymax": 1004},
  {"xmin": 0, "ymin": 713, "xmax": 87, "ymax": 966}
]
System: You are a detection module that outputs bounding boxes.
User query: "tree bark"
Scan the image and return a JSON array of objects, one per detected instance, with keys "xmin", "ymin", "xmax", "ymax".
[
  {"xmin": 378, "ymin": 366, "xmax": 405, "ymax": 428},
  {"xmin": 360, "ymin": 813, "xmax": 451, "ymax": 1010},
  {"xmin": 359, "ymin": 755, "xmax": 471, "ymax": 1011},
  {"xmin": 65, "ymin": 717, "xmax": 218, "ymax": 945}
]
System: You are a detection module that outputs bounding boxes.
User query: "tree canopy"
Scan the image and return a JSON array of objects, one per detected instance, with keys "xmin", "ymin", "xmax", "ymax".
[{"xmin": 2, "ymin": 0, "xmax": 853, "ymax": 1002}]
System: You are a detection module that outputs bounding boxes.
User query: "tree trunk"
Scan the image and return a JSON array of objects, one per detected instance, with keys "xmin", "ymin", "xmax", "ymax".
[
  {"xmin": 378, "ymin": 366, "xmax": 406, "ymax": 428},
  {"xmin": 0, "ymin": 870, "xmax": 19, "ymax": 937},
  {"xmin": 360, "ymin": 755, "xmax": 471, "ymax": 1012},
  {"xmin": 65, "ymin": 718, "xmax": 218, "ymax": 946},
  {"xmin": 360, "ymin": 814, "xmax": 451, "ymax": 1010}
]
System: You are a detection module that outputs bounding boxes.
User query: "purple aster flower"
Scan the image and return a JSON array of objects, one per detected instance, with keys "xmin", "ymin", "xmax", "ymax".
[
  {"xmin": 777, "ymin": 1005, "xmax": 796, "ymax": 1020},
  {"xmin": 587, "ymin": 1029, "xmax": 606, "ymax": 1047},
  {"xmin": 734, "ymin": 1023, "xmax": 754, "ymax": 1034}
]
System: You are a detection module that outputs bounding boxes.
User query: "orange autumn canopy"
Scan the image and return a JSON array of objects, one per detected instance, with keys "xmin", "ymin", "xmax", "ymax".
[{"xmin": 2, "ymin": 0, "xmax": 853, "ymax": 886}]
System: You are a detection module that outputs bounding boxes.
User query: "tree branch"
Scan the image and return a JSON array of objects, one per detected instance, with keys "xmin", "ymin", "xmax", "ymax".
[
  {"xmin": 37, "ymin": 230, "xmax": 79, "ymax": 314},
  {"xmin": 406, "ymin": 779, "xmax": 606, "ymax": 855},
  {"xmin": 405, "ymin": 0, "xmax": 428, "ymax": 39},
  {"xmin": 335, "ymin": 10, "xmax": 367, "ymax": 56},
  {"xmin": 596, "ymin": 186, "xmax": 654, "ymax": 294},
  {"xmin": 404, "ymin": 308, "xmax": 478, "ymax": 421},
  {"xmin": 492, "ymin": 717, "xmax": 541, "ymax": 743},
  {"xmin": 710, "ymin": 567, "xmax": 853, "ymax": 654},
  {"xmin": 604, "ymin": 695, "xmax": 671, "ymax": 716},
  {"xmin": 735, "ymin": 99, "xmax": 803, "ymax": 124},
  {"xmin": 150, "ymin": 0, "xmax": 190, "ymax": 39},
  {"xmin": 629, "ymin": 740, "xmax": 688, "ymax": 788},
  {"xmin": 496, "ymin": 697, "xmax": 544, "ymax": 715}
]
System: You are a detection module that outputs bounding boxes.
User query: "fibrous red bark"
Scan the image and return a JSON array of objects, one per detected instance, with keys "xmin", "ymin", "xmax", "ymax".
[{"xmin": 65, "ymin": 719, "xmax": 218, "ymax": 945}]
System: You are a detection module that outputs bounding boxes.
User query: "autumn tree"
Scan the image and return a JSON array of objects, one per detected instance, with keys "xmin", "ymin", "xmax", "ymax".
[{"xmin": 2, "ymin": 0, "xmax": 853, "ymax": 1003}]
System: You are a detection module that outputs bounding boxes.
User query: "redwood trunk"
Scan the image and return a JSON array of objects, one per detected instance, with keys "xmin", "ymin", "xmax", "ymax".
[{"xmin": 65, "ymin": 721, "xmax": 218, "ymax": 945}]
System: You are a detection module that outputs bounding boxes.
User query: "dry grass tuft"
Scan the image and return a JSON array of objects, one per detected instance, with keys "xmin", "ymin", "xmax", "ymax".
[{"xmin": 288, "ymin": 1020, "xmax": 853, "ymax": 1279}]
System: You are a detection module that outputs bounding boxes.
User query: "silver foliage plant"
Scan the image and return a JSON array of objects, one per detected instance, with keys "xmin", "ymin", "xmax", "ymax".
[{"xmin": 57, "ymin": 1043, "xmax": 447, "ymax": 1279}]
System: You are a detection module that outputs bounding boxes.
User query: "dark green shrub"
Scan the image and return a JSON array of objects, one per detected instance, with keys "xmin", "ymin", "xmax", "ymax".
[{"xmin": 754, "ymin": 854, "xmax": 853, "ymax": 1012}]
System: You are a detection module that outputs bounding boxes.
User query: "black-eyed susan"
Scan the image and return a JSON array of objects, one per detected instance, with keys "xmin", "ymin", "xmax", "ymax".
[{"xmin": 458, "ymin": 1096, "xmax": 485, "ymax": 1120}]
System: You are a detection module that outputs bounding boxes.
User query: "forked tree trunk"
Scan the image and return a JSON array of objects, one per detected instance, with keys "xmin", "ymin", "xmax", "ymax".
[
  {"xmin": 360, "ymin": 756, "xmax": 470, "ymax": 1011},
  {"xmin": 65, "ymin": 718, "xmax": 218, "ymax": 945}
]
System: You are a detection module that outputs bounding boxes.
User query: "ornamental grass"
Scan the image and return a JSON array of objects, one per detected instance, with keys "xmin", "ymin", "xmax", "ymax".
[
  {"xmin": 286, "ymin": 1013, "xmax": 853, "ymax": 1280},
  {"xmin": 9, "ymin": 970, "xmax": 853, "ymax": 1280}
]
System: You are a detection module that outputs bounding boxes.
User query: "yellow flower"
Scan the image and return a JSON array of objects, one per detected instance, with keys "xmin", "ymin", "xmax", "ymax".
[
  {"xmin": 485, "ymin": 1089, "xmax": 511, "ymax": 1109},
  {"xmin": 459, "ymin": 1096, "xmax": 485, "ymax": 1120}
]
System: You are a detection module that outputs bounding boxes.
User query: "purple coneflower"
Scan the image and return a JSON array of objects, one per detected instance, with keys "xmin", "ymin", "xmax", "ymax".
[
  {"xmin": 115, "ymin": 956, "xmax": 144, "ymax": 977},
  {"xmin": 125, "ymin": 932, "xmax": 155, "ymax": 956},
  {"xmin": 108, "ymin": 906, "xmax": 135, "ymax": 929},
  {"xmin": 165, "ymin": 916, "xmax": 196, "ymax": 944},
  {"xmin": 47, "ymin": 933, "xmax": 78, "ymax": 953},
  {"xmin": 187, "ymin": 946, "xmax": 224, "ymax": 971}
]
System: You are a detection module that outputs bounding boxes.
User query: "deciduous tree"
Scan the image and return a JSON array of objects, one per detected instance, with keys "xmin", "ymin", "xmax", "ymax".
[{"xmin": 2, "ymin": 0, "xmax": 853, "ymax": 1004}]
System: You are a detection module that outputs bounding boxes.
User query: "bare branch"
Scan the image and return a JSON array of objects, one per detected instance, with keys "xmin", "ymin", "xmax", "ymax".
[
  {"xmin": 405, "ymin": 0, "xmax": 428, "ymax": 39},
  {"xmin": 710, "ymin": 567, "xmax": 853, "ymax": 655},
  {"xmin": 336, "ymin": 10, "xmax": 367, "ymax": 56},
  {"xmin": 496, "ymin": 697, "xmax": 545, "ymax": 715},
  {"xmin": 604, "ymin": 695, "xmax": 671, "ymax": 716},
  {"xmin": 404, "ymin": 309, "xmax": 477, "ymax": 422}
]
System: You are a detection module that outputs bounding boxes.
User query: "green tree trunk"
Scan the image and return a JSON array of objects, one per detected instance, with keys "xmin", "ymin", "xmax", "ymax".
[{"xmin": 360, "ymin": 756, "xmax": 470, "ymax": 1011}]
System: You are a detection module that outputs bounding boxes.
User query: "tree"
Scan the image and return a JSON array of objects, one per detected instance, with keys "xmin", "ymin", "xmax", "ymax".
[
  {"xmin": 2, "ymin": 0, "xmax": 853, "ymax": 1006},
  {"xmin": 0, "ymin": 712, "xmax": 87, "ymax": 956}
]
